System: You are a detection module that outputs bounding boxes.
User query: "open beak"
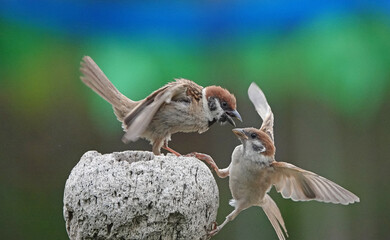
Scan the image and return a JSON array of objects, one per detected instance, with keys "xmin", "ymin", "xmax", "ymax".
[
  {"xmin": 226, "ymin": 115, "xmax": 236, "ymax": 127},
  {"xmin": 232, "ymin": 128, "xmax": 248, "ymax": 140},
  {"xmin": 225, "ymin": 110, "xmax": 242, "ymax": 127},
  {"xmin": 227, "ymin": 110, "xmax": 242, "ymax": 122}
]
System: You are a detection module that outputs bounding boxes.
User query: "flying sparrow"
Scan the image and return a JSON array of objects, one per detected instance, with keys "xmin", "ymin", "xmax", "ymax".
[
  {"xmin": 80, "ymin": 56, "xmax": 242, "ymax": 156},
  {"xmin": 193, "ymin": 82, "xmax": 359, "ymax": 239}
]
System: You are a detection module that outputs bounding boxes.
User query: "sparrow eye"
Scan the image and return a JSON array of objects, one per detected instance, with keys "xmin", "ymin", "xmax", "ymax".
[
  {"xmin": 221, "ymin": 101, "xmax": 227, "ymax": 107},
  {"xmin": 250, "ymin": 133, "xmax": 257, "ymax": 139}
]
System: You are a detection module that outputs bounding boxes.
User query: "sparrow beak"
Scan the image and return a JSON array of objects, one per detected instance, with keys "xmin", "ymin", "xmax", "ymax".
[
  {"xmin": 226, "ymin": 115, "xmax": 236, "ymax": 127},
  {"xmin": 232, "ymin": 128, "xmax": 248, "ymax": 140},
  {"xmin": 227, "ymin": 110, "xmax": 242, "ymax": 122},
  {"xmin": 224, "ymin": 109, "xmax": 242, "ymax": 127}
]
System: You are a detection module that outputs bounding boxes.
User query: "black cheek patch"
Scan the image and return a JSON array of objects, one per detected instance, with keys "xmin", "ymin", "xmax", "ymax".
[
  {"xmin": 252, "ymin": 144, "xmax": 265, "ymax": 152},
  {"xmin": 208, "ymin": 98, "xmax": 217, "ymax": 111}
]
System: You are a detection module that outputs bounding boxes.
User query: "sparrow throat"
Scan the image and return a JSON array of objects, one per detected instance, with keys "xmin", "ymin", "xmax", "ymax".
[{"xmin": 208, "ymin": 118, "xmax": 217, "ymax": 127}]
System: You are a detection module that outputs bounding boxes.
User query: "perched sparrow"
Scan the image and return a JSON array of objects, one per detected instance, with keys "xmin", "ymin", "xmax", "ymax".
[
  {"xmin": 193, "ymin": 83, "xmax": 359, "ymax": 239},
  {"xmin": 80, "ymin": 56, "xmax": 241, "ymax": 155}
]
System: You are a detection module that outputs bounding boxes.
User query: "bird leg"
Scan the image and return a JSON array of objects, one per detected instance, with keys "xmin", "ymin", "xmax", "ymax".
[
  {"xmin": 162, "ymin": 142, "xmax": 181, "ymax": 156},
  {"xmin": 186, "ymin": 152, "xmax": 229, "ymax": 178},
  {"xmin": 208, "ymin": 207, "xmax": 243, "ymax": 237}
]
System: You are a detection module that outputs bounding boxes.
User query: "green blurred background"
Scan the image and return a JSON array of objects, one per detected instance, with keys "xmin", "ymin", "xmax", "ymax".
[{"xmin": 1, "ymin": 0, "xmax": 389, "ymax": 239}]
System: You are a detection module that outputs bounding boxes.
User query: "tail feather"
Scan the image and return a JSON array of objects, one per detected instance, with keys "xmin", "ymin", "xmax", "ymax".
[
  {"xmin": 261, "ymin": 194, "xmax": 288, "ymax": 240},
  {"xmin": 80, "ymin": 56, "xmax": 135, "ymax": 120}
]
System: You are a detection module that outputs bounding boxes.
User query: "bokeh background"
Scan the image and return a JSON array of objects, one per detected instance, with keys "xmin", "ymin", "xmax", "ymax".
[{"xmin": 1, "ymin": 0, "xmax": 389, "ymax": 239}]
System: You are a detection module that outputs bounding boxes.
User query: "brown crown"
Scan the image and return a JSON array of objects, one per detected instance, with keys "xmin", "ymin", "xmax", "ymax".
[{"xmin": 205, "ymin": 86, "xmax": 236, "ymax": 109}]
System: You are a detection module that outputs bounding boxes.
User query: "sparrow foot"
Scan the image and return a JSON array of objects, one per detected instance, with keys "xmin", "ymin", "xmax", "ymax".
[
  {"xmin": 162, "ymin": 145, "xmax": 181, "ymax": 157},
  {"xmin": 211, "ymin": 221, "xmax": 217, "ymax": 230},
  {"xmin": 188, "ymin": 152, "xmax": 229, "ymax": 178},
  {"xmin": 208, "ymin": 226, "xmax": 220, "ymax": 238},
  {"xmin": 184, "ymin": 152, "xmax": 197, "ymax": 157},
  {"xmin": 187, "ymin": 152, "xmax": 218, "ymax": 169}
]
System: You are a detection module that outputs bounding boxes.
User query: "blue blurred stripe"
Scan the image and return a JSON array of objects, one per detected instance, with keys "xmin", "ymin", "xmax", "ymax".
[{"xmin": 0, "ymin": 0, "xmax": 389, "ymax": 36}]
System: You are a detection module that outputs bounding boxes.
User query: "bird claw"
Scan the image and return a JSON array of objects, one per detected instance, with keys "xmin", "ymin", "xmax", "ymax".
[
  {"xmin": 211, "ymin": 221, "xmax": 217, "ymax": 230},
  {"xmin": 184, "ymin": 152, "xmax": 197, "ymax": 157},
  {"xmin": 207, "ymin": 226, "xmax": 220, "ymax": 237},
  {"xmin": 187, "ymin": 152, "xmax": 219, "ymax": 172},
  {"xmin": 204, "ymin": 221, "xmax": 218, "ymax": 239},
  {"xmin": 162, "ymin": 145, "xmax": 181, "ymax": 156},
  {"xmin": 186, "ymin": 152, "xmax": 212, "ymax": 161}
]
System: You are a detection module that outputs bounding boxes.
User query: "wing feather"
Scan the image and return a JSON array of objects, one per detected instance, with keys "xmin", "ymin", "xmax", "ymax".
[
  {"xmin": 271, "ymin": 162, "xmax": 360, "ymax": 205},
  {"xmin": 121, "ymin": 82, "xmax": 190, "ymax": 143},
  {"xmin": 248, "ymin": 82, "xmax": 274, "ymax": 141}
]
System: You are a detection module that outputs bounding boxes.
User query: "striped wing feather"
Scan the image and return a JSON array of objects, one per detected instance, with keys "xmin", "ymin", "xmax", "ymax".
[
  {"xmin": 271, "ymin": 162, "xmax": 360, "ymax": 205},
  {"xmin": 122, "ymin": 79, "xmax": 203, "ymax": 143}
]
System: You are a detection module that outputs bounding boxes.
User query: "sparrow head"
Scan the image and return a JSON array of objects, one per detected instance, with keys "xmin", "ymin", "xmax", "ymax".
[
  {"xmin": 232, "ymin": 128, "xmax": 275, "ymax": 157},
  {"xmin": 204, "ymin": 86, "xmax": 242, "ymax": 126}
]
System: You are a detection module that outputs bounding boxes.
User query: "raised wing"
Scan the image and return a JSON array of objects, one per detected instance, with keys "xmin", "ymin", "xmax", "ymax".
[
  {"xmin": 271, "ymin": 162, "xmax": 360, "ymax": 205},
  {"xmin": 121, "ymin": 79, "xmax": 202, "ymax": 143},
  {"xmin": 248, "ymin": 82, "xmax": 274, "ymax": 141}
]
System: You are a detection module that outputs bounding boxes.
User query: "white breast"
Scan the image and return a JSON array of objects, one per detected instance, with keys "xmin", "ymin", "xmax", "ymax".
[{"xmin": 229, "ymin": 145, "xmax": 274, "ymax": 205}]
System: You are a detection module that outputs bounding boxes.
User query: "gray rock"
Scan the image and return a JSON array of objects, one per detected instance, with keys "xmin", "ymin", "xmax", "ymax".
[{"xmin": 63, "ymin": 150, "xmax": 219, "ymax": 240}]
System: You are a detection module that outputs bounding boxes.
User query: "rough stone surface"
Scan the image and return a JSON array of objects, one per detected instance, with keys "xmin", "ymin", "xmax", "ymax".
[{"xmin": 63, "ymin": 150, "xmax": 219, "ymax": 240}]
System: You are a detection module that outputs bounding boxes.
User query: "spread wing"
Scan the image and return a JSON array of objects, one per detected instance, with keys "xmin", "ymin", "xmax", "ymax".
[
  {"xmin": 248, "ymin": 82, "xmax": 274, "ymax": 141},
  {"xmin": 271, "ymin": 162, "xmax": 360, "ymax": 205},
  {"xmin": 122, "ymin": 79, "xmax": 203, "ymax": 143}
]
